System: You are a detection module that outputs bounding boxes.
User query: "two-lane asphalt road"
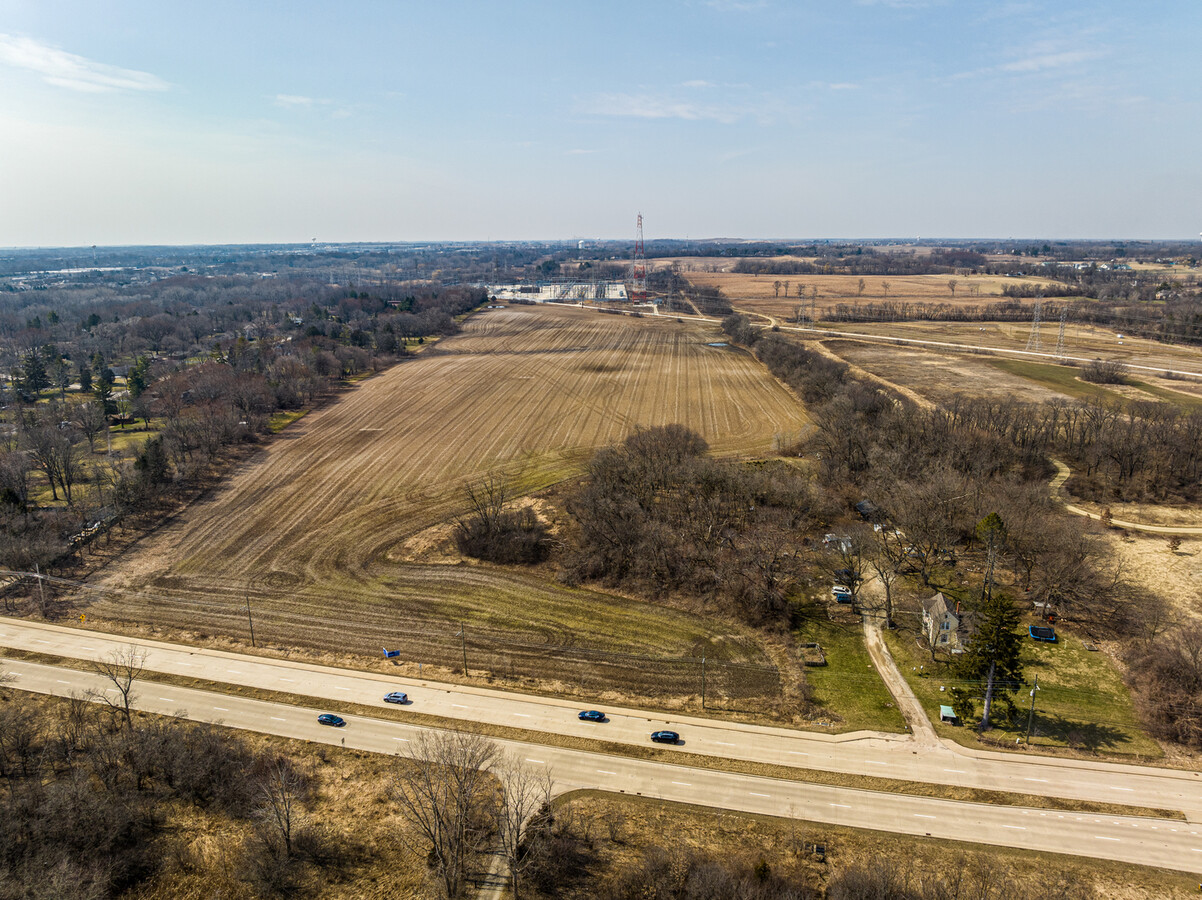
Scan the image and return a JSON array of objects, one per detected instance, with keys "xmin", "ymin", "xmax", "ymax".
[{"xmin": 6, "ymin": 656, "xmax": 1201, "ymax": 875}]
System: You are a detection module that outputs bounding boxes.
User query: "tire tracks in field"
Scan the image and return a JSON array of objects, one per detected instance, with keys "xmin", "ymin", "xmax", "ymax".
[{"xmin": 85, "ymin": 305, "xmax": 809, "ymax": 667}]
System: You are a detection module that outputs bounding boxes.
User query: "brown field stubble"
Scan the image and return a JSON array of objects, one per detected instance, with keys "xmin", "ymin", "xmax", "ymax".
[{"xmin": 83, "ymin": 305, "xmax": 809, "ymax": 703}]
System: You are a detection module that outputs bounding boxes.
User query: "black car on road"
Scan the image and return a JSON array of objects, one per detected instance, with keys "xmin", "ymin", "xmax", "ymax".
[
  {"xmin": 578, "ymin": 710, "xmax": 606, "ymax": 722},
  {"xmin": 650, "ymin": 730, "xmax": 679, "ymax": 744},
  {"xmin": 317, "ymin": 714, "xmax": 346, "ymax": 727}
]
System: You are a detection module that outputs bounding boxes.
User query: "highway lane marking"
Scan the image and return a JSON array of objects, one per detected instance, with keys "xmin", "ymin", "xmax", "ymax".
[
  {"xmin": 35, "ymin": 639, "xmax": 50, "ymax": 644},
  {"xmin": 1110, "ymin": 787, "xmax": 1134, "ymax": 792},
  {"xmin": 178, "ymin": 662, "xmax": 194, "ymax": 667},
  {"xmin": 943, "ymin": 769, "xmax": 965, "ymax": 774},
  {"xmin": 525, "ymin": 759, "xmax": 545, "ymax": 765},
  {"xmin": 270, "ymin": 717, "xmax": 286, "ymax": 721},
  {"xmin": 335, "ymin": 687, "xmax": 351, "ymax": 691},
  {"xmin": 914, "ymin": 814, "xmax": 936, "ymax": 819},
  {"xmin": 866, "ymin": 761, "xmax": 887, "ymax": 766},
  {"xmin": 279, "ymin": 678, "xmax": 295, "ymax": 682},
  {"xmin": 452, "ymin": 704, "xmax": 468, "ymax": 709},
  {"xmin": 788, "ymin": 751, "xmax": 808, "ymax": 756},
  {"xmin": 56, "ymin": 680, "xmax": 71, "ymax": 684},
  {"xmin": 596, "ymin": 770, "xmax": 617, "ymax": 775},
  {"xmin": 1002, "ymin": 825, "xmax": 1025, "ymax": 830},
  {"xmin": 1095, "ymin": 836, "xmax": 1121, "ymax": 841},
  {"xmin": 513, "ymin": 713, "xmax": 530, "ymax": 717},
  {"xmin": 830, "ymin": 804, "xmax": 851, "ymax": 808},
  {"xmin": 672, "ymin": 782, "xmax": 692, "ymax": 786},
  {"xmin": 1023, "ymin": 778, "xmax": 1048, "ymax": 783},
  {"xmin": 213, "ymin": 707, "xmax": 228, "ymax": 711},
  {"xmin": 715, "ymin": 741, "xmax": 735, "ymax": 746},
  {"xmin": 749, "ymin": 792, "xmax": 770, "ymax": 798},
  {"xmin": 394, "ymin": 738, "xmax": 409, "ymax": 742},
  {"xmin": 160, "ymin": 698, "xmax": 174, "ymax": 702},
  {"xmin": 80, "ymin": 646, "xmax": 96, "ymax": 651},
  {"xmin": 227, "ymin": 669, "xmax": 242, "ymax": 674}
]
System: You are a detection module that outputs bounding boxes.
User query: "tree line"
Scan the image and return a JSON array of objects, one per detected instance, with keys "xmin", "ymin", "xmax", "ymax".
[{"xmin": 725, "ymin": 315, "xmax": 1202, "ymax": 745}]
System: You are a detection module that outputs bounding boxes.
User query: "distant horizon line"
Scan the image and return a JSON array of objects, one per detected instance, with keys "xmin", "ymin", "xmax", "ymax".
[{"xmin": 4, "ymin": 236, "xmax": 1200, "ymax": 252}]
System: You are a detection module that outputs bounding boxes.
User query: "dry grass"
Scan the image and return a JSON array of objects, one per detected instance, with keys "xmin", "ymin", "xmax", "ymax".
[
  {"xmin": 678, "ymin": 268, "xmax": 1057, "ymax": 315},
  {"xmin": 79, "ymin": 305, "xmax": 809, "ymax": 703},
  {"xmin": 553, "ymin": 791, "xmax": 1202, "ymax": 899},
  {"xmin": 10, "ymin": 692, "xmax": 427, "ymax": 900}
]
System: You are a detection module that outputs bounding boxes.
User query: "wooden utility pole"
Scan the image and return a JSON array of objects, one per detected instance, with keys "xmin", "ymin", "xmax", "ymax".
[{"xmin": 34, "ymin": 563, "xmax": 46, "ymax": 614}]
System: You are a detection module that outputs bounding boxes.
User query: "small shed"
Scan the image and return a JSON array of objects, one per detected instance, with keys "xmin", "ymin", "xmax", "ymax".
[{"xmin": 939, "ymin": 705, "xmax": 959, "ymax": 725}]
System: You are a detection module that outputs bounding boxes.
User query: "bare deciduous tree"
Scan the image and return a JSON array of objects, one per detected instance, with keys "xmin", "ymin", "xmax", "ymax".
[
  {"xmin": 495, "ymin": 755, "xmax": 553, "ymax": 900},
  {"xmin": 390, "ymin": 731, "xmax": 501, "ymax": 899},
  {"xmin": 255, "ymin": 758, "xmax": 308, "ymax": 858},
  {"xmin": 75, "ymin": 401, "xmax": 108, "ymax": 454},
  {"xmin": 88, "ymin": 645, "xmax": 146, "ymax": 731}
]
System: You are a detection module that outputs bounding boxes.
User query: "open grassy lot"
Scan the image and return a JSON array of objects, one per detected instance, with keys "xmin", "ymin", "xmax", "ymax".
[
  {"xmin": 882, "ymin": 621, "xmax": 1162, "ymax": 759},
  {"xmin": 81, "ymin": 304, "xmax": 810, "ymax": 708},
  {"xmin": 794, "ymin": 606, "xmax": 905, "ymax": 734},
  {"xmin": 804, "ymin": 317, "xmax": 1202, "ymax": 379},
  {"xmin": 547, "ymin": 791, "xmax": 1200, "ymax": 899},
  {"xmin": 985, "ymin": 358, "xmax": 1128, "ymax": 404},
  {"xmin": 817, "ymin": 338, "xmax": 1202, "ymax": 411},
  {"xmin": 679, "ymin": 267, "xmax": 1057, "ymax": 315}
]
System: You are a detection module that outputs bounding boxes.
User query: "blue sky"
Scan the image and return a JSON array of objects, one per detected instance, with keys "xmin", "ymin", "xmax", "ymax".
[{"xmin": 1, "ymin": 1, "xmax": 1198, "ymax": 245}]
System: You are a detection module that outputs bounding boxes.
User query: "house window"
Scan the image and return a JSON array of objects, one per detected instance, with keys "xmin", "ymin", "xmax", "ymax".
[
  {"xmin": 939, "ymin": 634, "xmax": 948, "ymax": 643},
  {"xmin": 941, "ymin": 621, "xmax": 950, "ymax": 631}
]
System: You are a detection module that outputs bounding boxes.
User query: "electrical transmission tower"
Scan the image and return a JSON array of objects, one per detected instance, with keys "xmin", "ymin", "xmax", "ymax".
[
  {"xmin": 1055, "ymin": 307, "xmax": 1067, "ymax": 360},
  {"xmin": 1025, "ymin": 299, "xmax": 1043, "ymax": 352},
  {"xmin": 632, "ymin": 213, "xmax": 647, "ymax": 303}
]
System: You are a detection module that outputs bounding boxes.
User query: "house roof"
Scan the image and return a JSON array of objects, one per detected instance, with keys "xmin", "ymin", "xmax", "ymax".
[{"xmin": 922, "ymin": 592, "xmax": 956, "ymax": 621}]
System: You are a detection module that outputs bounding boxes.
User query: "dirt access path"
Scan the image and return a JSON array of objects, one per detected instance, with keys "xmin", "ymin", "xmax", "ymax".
[
  {"xmin": 1050, "ymin": 459, "xmax": 1202, "ymax": 536},
  {"xmin": 862, "ymin": 613, "xmax": 941, "ymax": 749}
]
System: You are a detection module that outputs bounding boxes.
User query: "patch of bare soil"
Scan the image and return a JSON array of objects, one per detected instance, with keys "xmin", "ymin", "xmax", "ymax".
[{"xmin": 387, "ymin": 521, "xmax": 460, "ymax": 564}]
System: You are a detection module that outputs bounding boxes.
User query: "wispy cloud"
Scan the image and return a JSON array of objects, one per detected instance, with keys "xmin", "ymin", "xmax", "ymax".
[
  {"xmin": 275, "ymin": 94, "xmax": 328, "ymax": 108},
  {"xmin": 682, "ymin": 79, "xmax": 715, "ymax": 89},
  {"xmin": 950, "ymin": 37, "xmax": 1106, "ymax": 83},
  {"xmin": 0, "ymin": 33, "xmax": 167, "ymax": 93},
  {"xmin": 581, "ymin": 92, "xmax": 745, "ymax": 123},
  {"xmin": 998, "ymin": 48, "xmax": 1101, "ymax": 73},
  {"xmin": 855, "ymin": 0, "xmax": 946, "ymax": 8},
  {"xmin": 703, "ymin": 0, "xmax": 769, "ymax": 11}
]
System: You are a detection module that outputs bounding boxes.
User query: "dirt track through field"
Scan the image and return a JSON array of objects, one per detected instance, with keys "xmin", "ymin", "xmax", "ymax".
[{"xmin": 83, "ymin": 306, "xmax": 809, "ymax": 695}]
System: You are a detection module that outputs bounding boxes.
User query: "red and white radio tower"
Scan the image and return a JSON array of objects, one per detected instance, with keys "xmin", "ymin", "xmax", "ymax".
[{"xmin": 632, "ymin": 213, "xmax": 647, "ymax": 302}]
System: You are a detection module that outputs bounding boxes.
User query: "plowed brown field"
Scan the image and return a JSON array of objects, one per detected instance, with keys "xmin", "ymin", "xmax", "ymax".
[{"xmin": 85, "ymin": 305, "xmax": 810, "ymax": 700}]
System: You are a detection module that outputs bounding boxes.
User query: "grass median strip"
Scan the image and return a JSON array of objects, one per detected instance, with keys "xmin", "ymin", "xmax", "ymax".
[{"xmin": 2, "ymin": 647, "xmax": 1185, "ymax": 822}]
